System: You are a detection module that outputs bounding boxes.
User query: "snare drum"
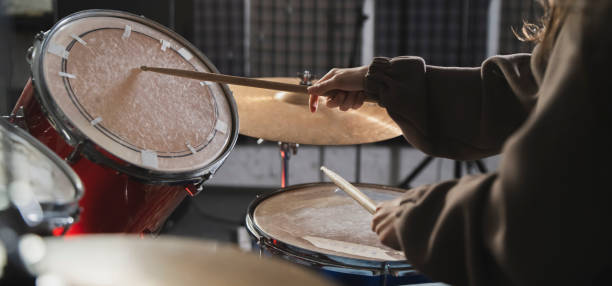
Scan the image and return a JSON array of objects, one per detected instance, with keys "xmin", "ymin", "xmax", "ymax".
[
  {"xmin": 246, "ymin": 183, "xmax": 433, "ymax": 286},
  {"xmin": 1, "ymin": 118, "xmax": 82, "ymax": 235},
  {"xmin": 13, "ymin": 10, "xmax": 238, "ymax": 234}
]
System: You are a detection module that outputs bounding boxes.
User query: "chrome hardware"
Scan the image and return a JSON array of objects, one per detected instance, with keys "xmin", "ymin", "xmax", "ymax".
[
  {"xmin": 26, "ymin": 46, "xmax": 35, "ymax": 65},
  {"xmin": 186, "ymin": 183, "xmax": 204, "ymax": 197},
  {"xmin": 298, "ymin": 70, "xmax": 314, "ymax": 86},
  {"xmin": 34, "ymin": 31, "xmax": 45, "ymax": 41},
  {"xmin": 2, "ymin": 106, "xmax": 27, "ymax": 130},
  {"xmin": 66, "ymin": 141, "xmax": 86, "ymax": 165}
]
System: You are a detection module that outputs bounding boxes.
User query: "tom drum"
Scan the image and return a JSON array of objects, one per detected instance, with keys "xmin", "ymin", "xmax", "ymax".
[{"xmin": 13, "ymin": 10, "xmax": 238, "ymax": 234}]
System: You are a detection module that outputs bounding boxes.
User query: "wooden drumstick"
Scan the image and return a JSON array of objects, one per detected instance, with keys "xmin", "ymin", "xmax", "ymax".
[
  {"xmin": 140, "ymin": 66, "xmax": 377, "ymax": 102},
  {"xmin": 320, "ymin": 166, "xmax": 377, "ymax": 214}
]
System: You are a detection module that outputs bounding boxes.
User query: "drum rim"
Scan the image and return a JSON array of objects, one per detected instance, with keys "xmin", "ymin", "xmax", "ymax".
[
  {"xmin": 245, "ymin": 182, "xmax": 417, "ymax": 273},
  {"xmin": 29, "ymin": 9, "xmax": 239, "ymax": 184},
  {"xmin": 1, "ymin": 118, "xmax": 84, "ymax": 226}
]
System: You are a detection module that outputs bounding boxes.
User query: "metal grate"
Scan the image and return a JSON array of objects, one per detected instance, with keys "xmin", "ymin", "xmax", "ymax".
[
  {"xmin": 194, "ymin": 0, "xmax": 246, "ymax": 76},
  {"xmin": 249, "ymin": 0, "xmax": 363, "ymax": 78},
  {"xmin": 375, "ymin": 0, "xmax": 490, "ymax": 67},
  {"xmin": 192, "ymin": 1, "xmax": 542, "ymax": 75}
]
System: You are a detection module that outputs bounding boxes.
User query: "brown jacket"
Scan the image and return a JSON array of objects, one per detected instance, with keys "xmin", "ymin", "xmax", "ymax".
[{"xmin": 364, "ymin": 1, "xmax": 611, "ymax": 285}]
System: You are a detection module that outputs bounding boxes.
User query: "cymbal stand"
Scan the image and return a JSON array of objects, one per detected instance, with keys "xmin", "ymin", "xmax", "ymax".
[
  {"xmin": 398, "ymin": 156, "xmax": 488, "ymax": 189},
  {"xmin": 277, "ymin": 70, "xmax": 314, "ymax": 188},
  {"xmin": 279, "ymin": 142, "xmax": 299, "ymax": 188}
]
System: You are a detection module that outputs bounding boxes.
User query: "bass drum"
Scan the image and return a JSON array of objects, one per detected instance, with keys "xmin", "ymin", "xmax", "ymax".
[
  {"xmin": 246, "ymin": 183, "xmax": 435, "ymax": 286},
  {"xmin": 13, "ymin": 9, "xmax": 238, "ymax": 234}
]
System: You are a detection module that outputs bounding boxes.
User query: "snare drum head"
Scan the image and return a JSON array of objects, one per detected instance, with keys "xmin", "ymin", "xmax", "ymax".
[
  {"xmin": 33, "ymin": 10, "xmax": 237, "ymax": 175},
  {"xmin": 252, "ymin": 183, "xmax": 406, "ymax": 262},
  {"xmin": 0, "ymin": 119, "xmax": 81, "ymax": 220}
]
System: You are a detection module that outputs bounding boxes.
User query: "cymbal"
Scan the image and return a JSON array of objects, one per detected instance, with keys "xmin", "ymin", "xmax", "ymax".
[
  {"xmin": 22, "ymin": 234, "xmax": 337, "ymax": 286},
  {"xmin": 228, "ymin": 78, "xmax": 401, "ymax": 145}
]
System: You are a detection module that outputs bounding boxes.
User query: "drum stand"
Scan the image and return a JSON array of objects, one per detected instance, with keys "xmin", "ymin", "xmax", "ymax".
[
  {"xmin": 278, "ymin": 142, "xmax": 299, "ymax": 188},
  {"xmin": 398, "ymin": 155, "xmax": 488, "ymax": 189},
  {"xmin": 277, "ymin": 71, "xmax": 314, "ymax": 188}
]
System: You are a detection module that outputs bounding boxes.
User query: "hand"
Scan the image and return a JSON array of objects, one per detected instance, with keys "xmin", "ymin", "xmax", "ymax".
[
  {"xmin": 371, "ymin": 197, "xmax": 403, "ymax": 250},
  {"xmin": 307, "ymin": 66, "xmax": 369, "ymax": 113}
]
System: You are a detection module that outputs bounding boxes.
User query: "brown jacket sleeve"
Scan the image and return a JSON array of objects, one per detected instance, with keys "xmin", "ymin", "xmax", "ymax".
[
  {"xmin": 364, "ymin": 54, "xmax": 538, "ymax": 160},
  {"xmin": 368, "ymin": 1, "xmax": 611, "ymax": 285}
]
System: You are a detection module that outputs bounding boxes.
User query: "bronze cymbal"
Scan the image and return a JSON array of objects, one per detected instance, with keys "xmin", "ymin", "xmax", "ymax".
[
  {"xmin": 23, "ymin": 234, "xmax": 337, "ymax": 286},
  {"xmin": 228, "ymin": 78, "xmax": 402, "ymax": 145}
]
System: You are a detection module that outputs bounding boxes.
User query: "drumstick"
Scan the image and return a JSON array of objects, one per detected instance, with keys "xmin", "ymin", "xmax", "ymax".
[
  {"xmin": 140, "ymin": 66, "xmax": 376, "ymax": 102},
  {"xmin": 320, "ymin": 166, "xmax": 377, "ymax": 214}
]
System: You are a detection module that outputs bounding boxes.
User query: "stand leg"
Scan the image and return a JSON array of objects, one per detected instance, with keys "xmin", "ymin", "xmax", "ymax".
[
  {"xmin": 355, "ymin": 144, "xmax": 362, "ymax": 183},
  {"xmin": 279, "ymin": 143, "xmax": 290, "ymax": 188},
  {"xmin": 279, "ymin": 142, "xmax": 299, "ymax": 188},
  {"xmin": 474, "ymin": 160, "xmax": 488, "ymax": 173},
  {"xmin": 454, "ymin": 160, "xmax": 462, "ymax": 178},
  {"xmin": 398, "ymin": 156, "xmax": 434, "ymax": 189},
  {"xmin": 399, "ymin": 157, "xmax": 489, "ymax": 189}
]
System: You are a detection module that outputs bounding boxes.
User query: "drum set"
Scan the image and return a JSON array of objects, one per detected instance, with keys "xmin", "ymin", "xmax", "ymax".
[{"xmin": 0, "ymin": 9, "xmax": 438, "ymax": 286}]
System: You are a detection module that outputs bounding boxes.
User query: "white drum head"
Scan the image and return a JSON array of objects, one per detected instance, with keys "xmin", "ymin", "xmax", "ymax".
[
  {"xmin": 35, "ymin": 10, "xmax": 237, "ymax": 175},
  {"xmin": 252, "ymin": 183, "xmax": 406, "ymax": 262},
  {"xmin": 1, "ymin": 121, "xmax": 79, "ymax": 206},
  {"xmin": 1, "ymin": 119, "xmax": 82, "ymax": 226}
]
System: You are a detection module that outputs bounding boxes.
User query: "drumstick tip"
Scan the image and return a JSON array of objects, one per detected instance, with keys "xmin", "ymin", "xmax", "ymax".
[
  {"xmin": 139, "ymin": 65, "xmax": 149, "ymax": 71},
  {"xmin": 320, "ymin": 166, "xmax": 333, "ymax": 176},
  {"xmin": 320, "ymin": 166, "xmax": 377, "ymax": 214}
]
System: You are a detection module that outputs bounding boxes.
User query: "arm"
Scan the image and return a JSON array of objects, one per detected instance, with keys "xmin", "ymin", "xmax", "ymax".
[{"xmin": 365, "ymin": 54, "xmax": 538, "ymax": 160}]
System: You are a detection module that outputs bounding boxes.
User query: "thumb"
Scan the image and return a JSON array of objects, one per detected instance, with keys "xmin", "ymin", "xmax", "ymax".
[{"xmin": 307, "ymin": 78, "xmax": 337, "ymax": 96}]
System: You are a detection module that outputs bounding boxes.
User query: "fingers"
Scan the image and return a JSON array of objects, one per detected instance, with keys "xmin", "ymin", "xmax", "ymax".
[
  {"xmin": 309, "ymin": 94, "xmax": 319, "ymax": 113},
  {"xmin": 310, "ymin": 68, "xmax": 340, "ymax": 95},
  {"xmin": 317, "ymin": 68, "xmax": 337, "ymax": 83},
  {"xmin": 378, "ymin": 225, "xmax": 402, "ymax": 250},
  {"xmin": 307, "ymin": 70, "xmax": 338, "ymax": 113},
  {"xmin": 308, "ymin": 75, "xmax": 338, "ymax": 97},
  {"xmin": 372, "ymin": 198, "xmax": 402, "ymax": 232},
  {"xmin": 324, "ymin": 91, "xmax": 365, "ymax": 111},
  {"xmin": 339, "ymin": 91, "xmax": 358, "ymax": 111},
  {"xmin": 372, "ymin": 202, "xmax": 394, "ymax": 232},
  {"xmin": 326, "ymin": 91, "xmax": 345, "ymax": 109},
  {"xmin": 373, "ymin": 209, "xmax": 402, "ymax": 250},
  {"xmin": 371, "ymin": 210, "xmax": 388, "ymax": 232},
  {"xmin": 352, "ymin": 92, "xmax": 365, "ymax": 109},
  {"xmin": 374, "ymin": 213, "xmax": 395, "ymax": 235},
  {"xmin": 376, "ymin": 202, "xmax": 383, "ymax": 212},
  {"xmin": 307, "ymin": 66, "xmax": 368, "ymax": 112}
]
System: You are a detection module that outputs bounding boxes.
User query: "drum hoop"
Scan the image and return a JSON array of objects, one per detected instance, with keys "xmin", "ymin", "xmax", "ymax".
[
  {"xmin": 1, "ymin": 118, "xmax": 84, "ymax": 221},
  {"xmin": 29, "ymin": 9, "xmax": 239, "ymax": 184},
  {"xmin": 245, "ymin": 182, "xmax": 415, "ymax": 272}
]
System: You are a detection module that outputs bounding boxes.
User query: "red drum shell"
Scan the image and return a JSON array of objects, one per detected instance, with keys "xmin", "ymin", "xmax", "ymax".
[{"xmin": 16, "ymin": 80, "xmax": 186, "ymax": 234}]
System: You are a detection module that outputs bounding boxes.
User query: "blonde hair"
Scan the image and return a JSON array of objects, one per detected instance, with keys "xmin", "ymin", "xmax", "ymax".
[{"xmin": 514, "ymin": 0, "xmax": 569, "ymax": 51}]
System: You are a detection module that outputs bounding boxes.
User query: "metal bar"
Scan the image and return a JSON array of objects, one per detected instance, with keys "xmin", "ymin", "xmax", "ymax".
[
  {"xmin": 398, "ymin": 155, "xmax": 434, "ymax": 189},
  {"xmin": 355, "ymin": 144, "xmax": 362, "ymax": 183},
  {"xmin": 474, "ymin": 159, "xmax": 488, "ymax": 173},
  {"xmin": 454, "ymin": 160, "xmax": 462, "ymax": 178},
  {"xmin": 280, "ymin": 143, "xmax": 290, "ymax": 188}
]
